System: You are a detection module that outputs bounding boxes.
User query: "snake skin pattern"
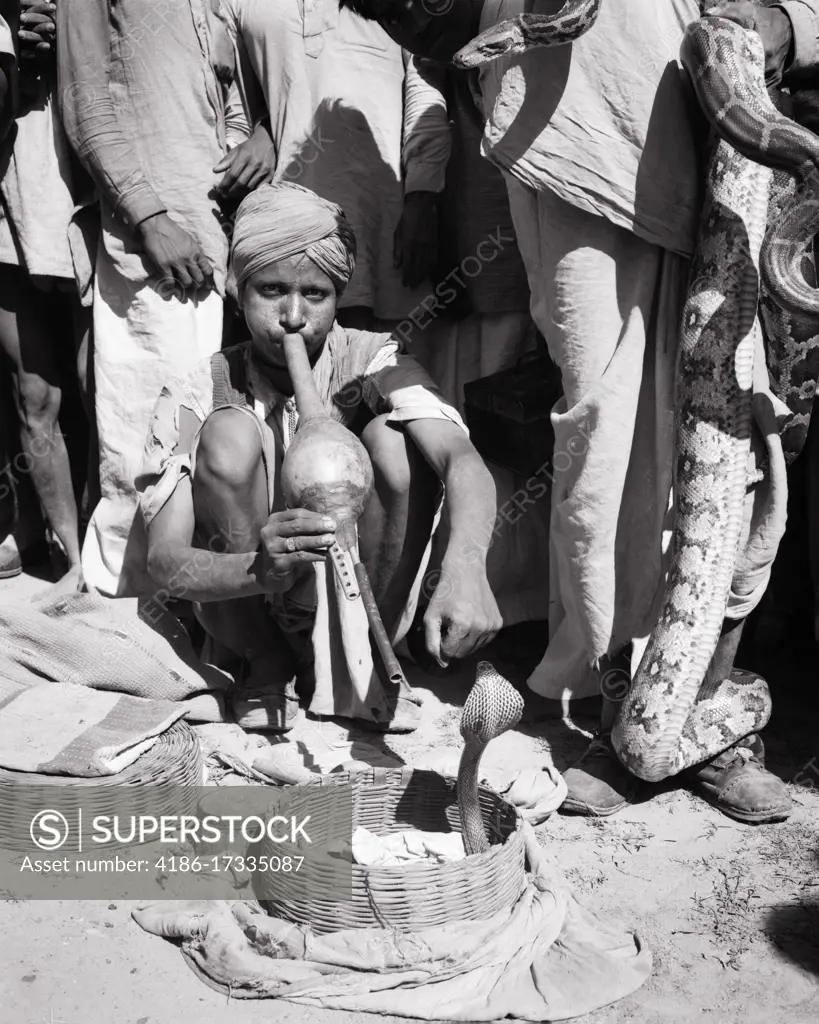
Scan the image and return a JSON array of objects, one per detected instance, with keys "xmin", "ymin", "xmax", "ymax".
[
  {"xmin": 450, "ymin": 3, "xmax": 819, "ymax": 780},
  {"xmin": 613, "ymin": 17, "xmax": 819, "ymax": 781},
  {"xmin": 454, "ymin": 1, "xmax": 819, "ymax": 458},
  {"xmin": 452, "ymin": 0, "xmax": 601, "ymax": 69},
  {"xmin": 457, "ymin": 662, "xmax": 524, "ymax": 855},
  {"xmin": 761, "ymin": 107, "xmax": 819, "ymax": 463}
]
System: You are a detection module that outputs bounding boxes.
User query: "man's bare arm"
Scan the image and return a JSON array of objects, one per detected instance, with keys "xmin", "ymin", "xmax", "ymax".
[
  {"xmin": 405, "ymin": 418, "xmax": 496, "ymax": 562},
  {"xmin": 146, "ymin": 475, "xmax": 337, "ymax": 603},
  {"xmin": 403, "ymin": 417, "xmax": 502, "ymax": 666},
  {"xmin": 145, "ymin": 476, "xmax": 266, "ymax": 604}
]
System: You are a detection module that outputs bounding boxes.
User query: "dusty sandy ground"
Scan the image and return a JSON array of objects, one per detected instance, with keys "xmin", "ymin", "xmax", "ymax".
[{"xmin": 1, "ymin": 570, "xmax": 818, "ymax": 1024}]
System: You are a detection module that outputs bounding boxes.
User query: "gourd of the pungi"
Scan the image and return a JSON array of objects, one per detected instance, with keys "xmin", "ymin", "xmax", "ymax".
[{"xmin": 280, "ymin": 334, "xmax": 409, "ymax": 693}]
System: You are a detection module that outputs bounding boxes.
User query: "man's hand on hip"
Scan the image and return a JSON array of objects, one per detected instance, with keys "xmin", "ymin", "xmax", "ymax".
[
  {"xmin": 136, "ymin": 213, "xmax": 215, "ymax": 297},
  {"xmin": 705, "ymin": 3, "xmax": 793, "ymax": 81}
]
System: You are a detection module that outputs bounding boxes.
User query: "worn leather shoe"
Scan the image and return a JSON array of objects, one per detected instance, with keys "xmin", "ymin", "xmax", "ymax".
[
  {"xmin": 0, "ymin": 537, "xmax": 22, "ymax": 579},
  {"xmin": 561, "ymin": 732, "xmax": 640, "ymax": 817},
  {"xmin": 683, "ymin": 734, "xmax": 791, "ymax": 824}
]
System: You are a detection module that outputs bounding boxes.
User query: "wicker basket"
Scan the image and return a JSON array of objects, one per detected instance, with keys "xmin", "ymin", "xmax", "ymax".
[
  {"xmin": 0, "ymin": 721, "xmax": 204, "ymax": 851},
  {"xmin": 257, "ymin": 767, "xmax": 526, "ymax": 934}
]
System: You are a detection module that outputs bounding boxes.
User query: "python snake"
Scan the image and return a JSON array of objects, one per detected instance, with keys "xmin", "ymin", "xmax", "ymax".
[
  {"xmin": 612, "ymin": 15, "xmax": 819, "ymax": 781},
  {"xmin": 451, "ymin": 3, "xmax": 819, "ymax": 782},
  {"xmin": 760, "ymin": 84, "xmax": 819, "ymax": 464},
  {"xmin": 452, "ymin": 0, "xmax": 602, "ymax": 69},
  {"xmin": 457, "ymin": 662, "xmax": 523, "ymax": 855}
]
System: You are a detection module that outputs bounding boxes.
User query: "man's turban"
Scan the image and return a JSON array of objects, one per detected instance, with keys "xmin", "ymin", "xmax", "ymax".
[{"xmin": 230, "ymin": 182, "xmax": 357, "ymax": 293}]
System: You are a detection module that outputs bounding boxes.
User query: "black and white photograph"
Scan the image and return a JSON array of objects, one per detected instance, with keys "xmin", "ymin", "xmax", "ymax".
[{"xmin": 0, "ymin": 1, "xmax": 818, "ymax": 1021}]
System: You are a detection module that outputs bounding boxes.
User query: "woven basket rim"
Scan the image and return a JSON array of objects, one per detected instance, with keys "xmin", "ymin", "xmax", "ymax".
[
  {"xmin": 258, "ymin": 767, "xmax": 527, "ymax": 933},
  {"xmin": 276, "ymin": 765, "xmax": 524, "ymax": 873}
]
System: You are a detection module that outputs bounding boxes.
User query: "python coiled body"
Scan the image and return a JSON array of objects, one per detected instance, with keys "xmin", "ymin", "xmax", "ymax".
[
  {"xmin": 613, "ymin": 17, "xmax": 819, "ymax": 781},
  {"xmin": 761, "ymin": 97, "xmax": 819, "ymax": 464},
  {"xmin": 451, "ymin": 4, "xmax": 819, "ymax": 782}
]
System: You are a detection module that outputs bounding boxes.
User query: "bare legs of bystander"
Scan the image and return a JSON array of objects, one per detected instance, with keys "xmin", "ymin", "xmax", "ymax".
[{"xmin": 0, "ymin": 266, "xmax": 88, "ymax": 593}]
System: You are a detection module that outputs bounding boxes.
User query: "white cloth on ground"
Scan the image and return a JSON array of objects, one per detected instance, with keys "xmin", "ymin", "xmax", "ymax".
[
  {"xmin": 223, "ymin": 733, "xmax": 567, "ymax": 825},
  {"xmin": 132, "ymin": 823, "xmax": 651, "ymax": 1020}
]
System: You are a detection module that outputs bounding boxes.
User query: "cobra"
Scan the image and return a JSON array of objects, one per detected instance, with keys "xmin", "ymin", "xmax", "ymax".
[{"xmin": 457, "ymin": 662, "xmax": 524, "ymax": 855}]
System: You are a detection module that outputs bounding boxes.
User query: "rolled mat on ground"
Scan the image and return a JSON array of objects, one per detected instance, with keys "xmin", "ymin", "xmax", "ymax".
[
  {"xmin": 0, "ymin": 590, "xmax": 230, "ymax": 775},
  {"xmin": 0, "ymin": 680, "xmax": 186, "ymax": 775},
  {"xmin": 133, "ymin": 825, "xmax": 651, "ymax": 1021}
]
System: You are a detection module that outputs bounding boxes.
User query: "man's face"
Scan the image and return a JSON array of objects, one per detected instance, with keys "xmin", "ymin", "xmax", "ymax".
[
  {"xmin": 241, "ymin": 256, "xmax": 337, "ymax": 372},
  {"xmin": 373, "ymin": 0, "xmax": 484, "ymax": 64}
]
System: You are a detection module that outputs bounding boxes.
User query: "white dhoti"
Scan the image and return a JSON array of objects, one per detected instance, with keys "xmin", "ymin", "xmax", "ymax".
[
  {"xmin": 506, "ymin": 180, "xmax": 788, "ymax": 700},
  {"xmin": 81, "ymin": 240, "xmax": 223, "ymax": 597}
]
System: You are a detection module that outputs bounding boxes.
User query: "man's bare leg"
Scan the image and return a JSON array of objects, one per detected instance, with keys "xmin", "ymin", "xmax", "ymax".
[
  {"xmin": 0, "ymin": 268, "xmax": 82, "ymax": 593},
  {"xmin": 192, "ymin": 408, "xmax": 298, "ymax": 729},
  {"xmin": 357, "ymin": 414, "xmax": 440, "ymax": 639},
  {"xmin": 74, "ymin": 301, "xmax": 100, "ymax": 516}
]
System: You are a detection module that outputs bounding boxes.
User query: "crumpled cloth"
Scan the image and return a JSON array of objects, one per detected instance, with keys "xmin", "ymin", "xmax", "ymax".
[
  {"xmin": 352, "ymin": 826, "xmax": 465, "ymax": 866},
  {"xmin": 0, "ymin": 590, "xmax": 230, "ymax": 775},
  {"xmin": 0, "ymin": 590, "xmax": 230, "ymax": 705},
  {"xmin": 416, "ymin": 750, "xmax": 568, "ymax": 823},
  {"xmin": 133, "ymin": 825, "xmax": 651, "ymax": 1021},
  {"xmin": 244, "ymin": 738, "xmax": 567, "ymax": 822}
]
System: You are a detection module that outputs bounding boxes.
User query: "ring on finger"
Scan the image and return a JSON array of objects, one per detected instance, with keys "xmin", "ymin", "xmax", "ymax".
[{"xmin": 285, "ymin": 537, "xmax": 296, "ymax": 554}]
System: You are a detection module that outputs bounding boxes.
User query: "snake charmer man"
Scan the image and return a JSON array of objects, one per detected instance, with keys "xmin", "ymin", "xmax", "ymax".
[
  {"xmin": 136, "ymin": 181, "xmax": 502, "ymax": 734},
  {"xmin": 339, "ymin": 0, "xmax": 819, "ymax": 823}
]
